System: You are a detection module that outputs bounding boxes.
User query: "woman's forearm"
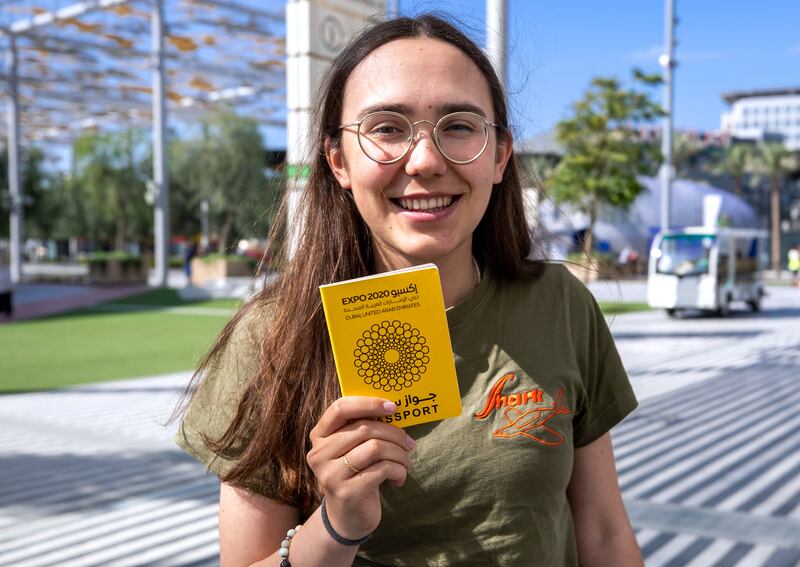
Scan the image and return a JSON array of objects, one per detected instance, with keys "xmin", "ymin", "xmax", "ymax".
[{"xmin": 241, "ymin": 506, "xmax": 363, "ymax": 567}]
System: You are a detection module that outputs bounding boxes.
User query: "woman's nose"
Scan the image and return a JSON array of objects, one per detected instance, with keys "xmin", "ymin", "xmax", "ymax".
[{"xmin": 404, "ymin": 129, "xmax": 447, "ymax": 177}]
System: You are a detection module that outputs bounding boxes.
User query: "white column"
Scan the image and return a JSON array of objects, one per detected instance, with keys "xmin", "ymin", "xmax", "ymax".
[
  {"xmin": 659, "ymin": 0, "xmax": 676, "ymax": 231},
  {"xmin": 284, "ymin": 0, "xmax": 386, "ymax": 256},
  {"xmin": 200, "ymin": 199, "xmax": 210, "ymax": 251},
  {"xmin": 151, "ymin": 0, "xmax": 170, "ymax": 287},
  {"xmin": 486, "ymin": 0, "xmax": 506, "ymax": 89},
  {"xmin": 6, "ymin": 35, "xmax": 22, "ymax": 283}
]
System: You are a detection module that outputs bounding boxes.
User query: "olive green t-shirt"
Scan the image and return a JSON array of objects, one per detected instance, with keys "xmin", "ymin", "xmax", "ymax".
[{"xmin": 176, "ymin": 263, "xmax": 637, "ymax": 566}]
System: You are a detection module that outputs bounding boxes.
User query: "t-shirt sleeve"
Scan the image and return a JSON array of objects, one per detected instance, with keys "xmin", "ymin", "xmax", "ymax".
[
  {"xmin": 175, "ymin": 305, "xmax": 281, "ymax": 498},
  {"xmin": 566, "ymin": 274, "xmax": 638, "ymax": 448}
]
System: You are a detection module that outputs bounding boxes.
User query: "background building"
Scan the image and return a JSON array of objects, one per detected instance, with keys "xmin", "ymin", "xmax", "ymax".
[{"xmin": 720, "ymin": 87, "xmax": 800, "ymax": 150}]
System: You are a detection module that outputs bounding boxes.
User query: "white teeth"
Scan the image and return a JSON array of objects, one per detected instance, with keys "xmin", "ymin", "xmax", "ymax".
[{"xmin": 397, "ymin": 196, "xmax": 454, "ymax": 211}]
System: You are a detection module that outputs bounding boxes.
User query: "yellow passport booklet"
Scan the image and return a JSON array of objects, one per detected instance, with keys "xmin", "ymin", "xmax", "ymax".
[{"xmin": 320, "ymin": 264, "xmax": 462, "ymax": 428}]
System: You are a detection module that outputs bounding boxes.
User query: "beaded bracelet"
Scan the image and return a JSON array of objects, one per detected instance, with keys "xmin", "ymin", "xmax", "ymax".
[
  {"xmin": 320, "ymin": 497, "xmax": 373, "ymax": 546},
  {"xmin": 278, "ymin": 524, "xmax": 301, "ymax": 567}
]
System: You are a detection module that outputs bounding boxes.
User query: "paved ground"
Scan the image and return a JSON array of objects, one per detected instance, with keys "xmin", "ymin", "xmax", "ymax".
[
  {"xmin": 610, "ymin": 285, "xmax": 800, "ymax": 566},
  {"xmin": 2, "ymin": 270, "xmax": 252, "ymax": 322},
  {"xmin": 4, "ymin": 283, "xmax": 150, "ymax": 321},
  {"xmin": 1, "ymin": 283, "xmax": 799, "ymax": 565}
]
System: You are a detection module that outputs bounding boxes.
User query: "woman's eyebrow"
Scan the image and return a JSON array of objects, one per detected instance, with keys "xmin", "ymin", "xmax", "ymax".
[
  {"xmin": 355, "ymin": 102, "xmax": 488, "ymax": 119},
  {"xmin": 357, "ymin": 103, "xmax": 414, "ymax": 118},
  {"xmin": 439, "ymin": 103, "xmax": 487, "ymax": 117}
]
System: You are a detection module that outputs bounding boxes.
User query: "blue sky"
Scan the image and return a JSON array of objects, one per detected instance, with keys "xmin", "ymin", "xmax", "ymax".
[{"xmin": 395, "ymin": 0, "xmax": 800, "ymax": 142}]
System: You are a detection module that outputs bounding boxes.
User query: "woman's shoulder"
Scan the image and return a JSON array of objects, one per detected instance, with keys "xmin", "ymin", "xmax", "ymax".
[
  {"xmin": 176, "ymin": 298, "xmax": 274, "ymax": 458},
  {"xmin": 505, "ymin": 261, "xmax": 594, "ymax": 303},
  {"xmin": 488, "ymin": 262, "xmax": 601, "ymax": 329},
  {"xmin": 195, "ymin": 297, "xmax": 275, "ymax": 402},
  {"xmin": 225, "ymin": 298, "xmax": 274, "ymax": 353}
]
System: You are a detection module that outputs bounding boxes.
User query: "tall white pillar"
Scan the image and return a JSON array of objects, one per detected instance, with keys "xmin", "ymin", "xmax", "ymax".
[
  {"xmin": 151, "ymin": 0, "xmax": 170, "ymax": 287},
  {"xmin": 659, "ymin": 0, "xmax": 676, "ymax": 231},
  {"xmin": 284, "ymin": 0, "xmax": 386, "ymax": 255},
  {"xmin": 486, "ymin": 0, "xmax": 507, "ymax": 89},
  {"xmin": 6, "ymin": 35, "xmax": 22, "ymax": 283}
]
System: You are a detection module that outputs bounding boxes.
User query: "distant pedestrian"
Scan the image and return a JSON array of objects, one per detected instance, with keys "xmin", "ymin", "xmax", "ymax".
[
  {"xmin": 0, "ymin": 248, "xmax": 11, "ymax": 318},
  {"xmin": 184, "ymin": 240, "xmax": 198, "ymax": 284},
  {"xmin": 788, "ymin": 246, "xmax": 800, "ymax": 287}
]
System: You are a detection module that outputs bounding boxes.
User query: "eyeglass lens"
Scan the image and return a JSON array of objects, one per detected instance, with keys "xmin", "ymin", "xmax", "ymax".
[{"xmin": 357, "ymin": 112, "xmax": 488, "ymax": 163}]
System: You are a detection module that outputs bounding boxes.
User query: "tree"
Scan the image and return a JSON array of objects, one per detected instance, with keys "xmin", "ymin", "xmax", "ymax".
[
  {"xmin": 71, "ymin": 129, "xmax": 152, "ymax": 250},
  {"xmin": 0, "ymin": 146, "xmax": 56, "ymax": 240},
  {"xmin": 753, "ymin": 143, "xmax": 799, "ymax": 272},
  {"xmin": 671, "ymin": 133, "xmax": 705, "ymax": 178},
  {"xmin": 549, "ymin": 70, "xmax": 663, "ymax": 255},
  {"xmin": 712, "ymin": 144, "xmax": 754, "ymax": 198},
  {"xmin": 169, "ymin": 111, "xmax": 269, "ymax": 253}
]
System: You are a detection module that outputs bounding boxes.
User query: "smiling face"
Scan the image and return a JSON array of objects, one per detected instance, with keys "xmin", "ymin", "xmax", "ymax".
[{"xmin": 326, "ymin": 36, "xmax": 512, "ymax": 272}]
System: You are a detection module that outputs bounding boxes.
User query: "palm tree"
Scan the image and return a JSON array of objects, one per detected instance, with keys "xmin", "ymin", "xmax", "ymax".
[
  {"xmin": 671, "ymin": 133, "xmax": 704, "ymax": 178},
  {"xmin": 755, "ymin": 143, "xmax": 798, "ymax": 272},
  {"xmin": 717, "ymin": 144, "xmax": 752, "ymax": 197}
]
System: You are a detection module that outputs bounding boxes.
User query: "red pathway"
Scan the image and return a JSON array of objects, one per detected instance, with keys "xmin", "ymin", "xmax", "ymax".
[{"xmin": 2, "ymin": 285, "xmax": 149, "ymax": 323}]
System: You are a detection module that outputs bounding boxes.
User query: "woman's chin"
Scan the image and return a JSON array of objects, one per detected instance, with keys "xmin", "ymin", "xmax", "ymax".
[{"xmin": 375, "ymin": 238, "xmax": 471, "ymax": 268}]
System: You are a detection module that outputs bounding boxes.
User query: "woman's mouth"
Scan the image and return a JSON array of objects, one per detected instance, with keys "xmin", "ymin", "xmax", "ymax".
[{"xmin": 392, "ymin": 195, "xmax": 459, "ymax": 212}]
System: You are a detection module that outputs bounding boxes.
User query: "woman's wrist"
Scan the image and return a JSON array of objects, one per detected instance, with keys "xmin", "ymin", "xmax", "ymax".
[
  {"xmin": 320, "ymin": 497, "xmax": 373, "ymax": 546},
  {"xmin": 273, "ymin": 506, "xmax": 362, "ymax": 567}
]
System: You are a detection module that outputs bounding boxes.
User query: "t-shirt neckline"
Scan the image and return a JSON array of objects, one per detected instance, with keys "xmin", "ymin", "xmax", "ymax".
[{"xmin": 445, "ymin": 263, "xmax": 494, "ymax": 328}]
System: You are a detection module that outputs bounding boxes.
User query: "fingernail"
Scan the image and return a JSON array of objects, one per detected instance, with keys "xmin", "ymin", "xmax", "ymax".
[
  {"xmin": 406, "ymin": 435, "xmax": 416, "ymax": 449},
  {"xmin": 383, "ymin": 401, "xmax": 397, "ymax": 413}
]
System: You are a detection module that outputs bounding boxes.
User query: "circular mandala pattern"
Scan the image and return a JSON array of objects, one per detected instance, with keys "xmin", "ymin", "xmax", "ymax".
[{"xmin": 353, "ymin": 320, "xmax": 430, "ymax": 392}]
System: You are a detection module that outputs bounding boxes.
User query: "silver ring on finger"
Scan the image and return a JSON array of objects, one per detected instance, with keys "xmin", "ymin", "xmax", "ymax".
[{"xmin": 343, "ymin": 453, "xmax": 362, "ymax": 474}]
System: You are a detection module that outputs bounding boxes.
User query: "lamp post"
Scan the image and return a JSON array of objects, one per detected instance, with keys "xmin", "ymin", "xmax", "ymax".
[
  {"xmin": 659, "ymin": 0, "xmax": 677, "ymax": 232},
  {"xmin": 151, "ymin": 0, "xmax": 170, "ymax": 287},
  {"xmin": 200, "ymin": 199, "xmax": 210, "ymax": 252},
  {"xmin": 6, "ymin": 35, "xmax": 22, "ymax": 283},
  {"xmin": 486, "ymin": 0, "xmax": 507, "ymax": 89}
]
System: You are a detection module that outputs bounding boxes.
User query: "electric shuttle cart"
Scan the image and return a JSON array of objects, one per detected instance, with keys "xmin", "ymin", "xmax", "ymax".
[{"xmin": 647, "ymin": 227, "xmax": 768, "ymax": 317}]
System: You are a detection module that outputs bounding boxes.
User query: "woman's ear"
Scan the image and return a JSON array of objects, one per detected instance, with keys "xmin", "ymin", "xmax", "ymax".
[
  {"xmin": 492, "ymin": 131, "xmax": 513, "ymax": 184},
  {"xmin": 325, "ymin": 139, "xmax": 352, "ymax": 190}
]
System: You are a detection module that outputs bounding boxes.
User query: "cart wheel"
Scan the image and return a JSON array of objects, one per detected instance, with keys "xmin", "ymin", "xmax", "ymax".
[{"xmin": 666, "ymin": 308, "xmax": 677, "ymax": 318}]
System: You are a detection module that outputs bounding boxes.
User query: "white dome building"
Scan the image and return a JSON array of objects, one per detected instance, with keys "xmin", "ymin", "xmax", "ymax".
[{"xmin": 529, "ymin": 176, "xmax": 760, "ymax": 260}]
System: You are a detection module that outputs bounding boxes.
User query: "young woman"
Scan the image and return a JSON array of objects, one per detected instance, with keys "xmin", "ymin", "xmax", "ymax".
[{"xmin": 177, "ymin": 14, "xmax": 642, "ymax": 567}]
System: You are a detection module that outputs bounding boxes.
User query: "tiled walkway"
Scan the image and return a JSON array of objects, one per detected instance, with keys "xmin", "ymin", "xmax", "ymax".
[
  {"xmin": 1, "ymin": 285, "xmax": 799, "ymax": 565},
  {"xmin": 0, "ymin": 374, "xmax": 218, "ymax": 567}
]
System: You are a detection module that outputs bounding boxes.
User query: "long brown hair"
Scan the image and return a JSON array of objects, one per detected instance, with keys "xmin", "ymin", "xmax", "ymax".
[{"xmin": 183, "ymin": 14, "xmax": 545, "ymax": 517}]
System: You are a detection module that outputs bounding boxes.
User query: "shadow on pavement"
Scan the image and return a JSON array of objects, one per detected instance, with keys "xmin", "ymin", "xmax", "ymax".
[
  {"xmin": 0, "ymin": 384, "xmax": 190, "ymax": 396},
  {"xmin": 0, "ymin": 450, "xmax": 217, "ymax": 517}
]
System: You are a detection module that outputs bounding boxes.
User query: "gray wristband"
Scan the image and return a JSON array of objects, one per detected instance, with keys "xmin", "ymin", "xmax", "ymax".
[{"xmin": 320, "ymin": 497, "xmax": 373, "ymax": 546}]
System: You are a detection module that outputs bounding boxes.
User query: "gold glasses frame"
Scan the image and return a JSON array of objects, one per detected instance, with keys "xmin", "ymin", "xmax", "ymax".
[{"xmin": 338, "ymin": 110, "xmax": 500, "ymax": 165}]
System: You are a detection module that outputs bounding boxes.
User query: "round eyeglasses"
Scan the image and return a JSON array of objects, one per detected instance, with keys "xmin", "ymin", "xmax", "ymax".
[{"xmin": 338, "ymin": 111, "xmax": 500, "ymax": 165}]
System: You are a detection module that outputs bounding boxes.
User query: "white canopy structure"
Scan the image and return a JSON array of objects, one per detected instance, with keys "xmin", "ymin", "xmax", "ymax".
[
  {"xmin": 533, "ymin": 177, "xmax": 760, "ymax": 259},
  {"xmin": 1, "ymin": 0, "xmax": 287, "ymax": 284}
]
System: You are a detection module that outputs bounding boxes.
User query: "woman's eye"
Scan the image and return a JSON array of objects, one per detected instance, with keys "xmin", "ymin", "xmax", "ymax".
[
  {"xmin": 371, "ymin": 124, "xmax": 402, "ymax": 135},
  {"xmin": 447, "ymin": 122, "xmax": 474, "ymax": 131},
  {"xmin": 441, "ymin": 122, "xmax": 477, "ymax": 135}
]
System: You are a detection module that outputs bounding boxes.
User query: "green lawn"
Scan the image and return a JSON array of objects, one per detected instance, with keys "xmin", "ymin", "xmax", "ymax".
[
  {"xmin": 106, "ymin": 288, "xmax": 241, "ymax": 310},
  {"xmin": 0, "ymin": 289, "xmax": 650, "ymax": 394},
  {"xmin": 0, "ymin": 290, "xmax": 238, "ymax": 393},
  {"xmin": 598, "ymin": 301, "xmax": 651, "ymax": 315}
]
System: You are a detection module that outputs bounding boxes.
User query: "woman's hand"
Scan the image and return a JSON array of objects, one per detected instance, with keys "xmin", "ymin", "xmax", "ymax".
[{"xmin": 307, "ymin": 396, "xmax": 414, "ymax": 541}]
